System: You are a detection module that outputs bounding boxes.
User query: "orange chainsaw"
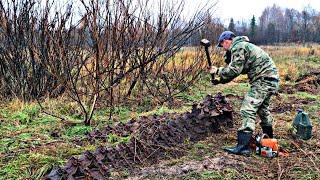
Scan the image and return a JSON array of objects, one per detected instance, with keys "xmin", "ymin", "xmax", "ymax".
[
  {"xmin": 255, "ymin": 134, "xmax": 288, "ymax": 158},
  {"xmin": 256, "ymin": 134, "xmax": 278, "ymax": 157}
]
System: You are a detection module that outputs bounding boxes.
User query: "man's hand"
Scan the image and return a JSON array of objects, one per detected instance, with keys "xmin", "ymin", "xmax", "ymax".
[
  {"xmin": 209, "ymin": 66, "xmax": 219, "ymax": 75},
  {"xmin": 211, "ymin": 79, "xmax": 220, "ymax": 85}
]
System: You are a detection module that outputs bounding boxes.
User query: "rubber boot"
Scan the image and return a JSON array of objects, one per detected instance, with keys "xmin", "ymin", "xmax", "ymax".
[
  {"xmin": 224, "ymin": 131, "xmax": 252, "ymax": 156},
  {"xmin": 262, "ymin": 126, "xmax": 273, "ymax": 138}
]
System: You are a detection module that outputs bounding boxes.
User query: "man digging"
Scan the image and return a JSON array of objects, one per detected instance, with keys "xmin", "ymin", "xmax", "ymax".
[{"xmin": 210, "ymin": 31, "xmax": 279, "ymax": 155}]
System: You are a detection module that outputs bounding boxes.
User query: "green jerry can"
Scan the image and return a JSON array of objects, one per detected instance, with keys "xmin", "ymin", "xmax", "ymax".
[{"xmin": 292, "ymin": 109, "xmax": 312, "ymax": 140}]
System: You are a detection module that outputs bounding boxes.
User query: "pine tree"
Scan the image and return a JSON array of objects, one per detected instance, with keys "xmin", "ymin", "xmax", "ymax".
[
  {"xmin": 250, "ymin": 15, "xmax": 256, "ymax": 41},
  {"xmin": 228, "ymin": 18, "xmax": 236, "ymax": 32}
]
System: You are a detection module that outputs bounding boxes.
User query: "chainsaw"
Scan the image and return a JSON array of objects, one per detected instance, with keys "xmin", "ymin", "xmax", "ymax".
[{"xmin": 255, "ymin": 134, "xmax": 279, "ymax": 158}]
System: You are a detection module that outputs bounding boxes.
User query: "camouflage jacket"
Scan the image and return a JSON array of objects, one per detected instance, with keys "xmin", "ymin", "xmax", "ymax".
[{"xmin": 217, "ymin": 36, "xmax": 279, "ymax": 84}]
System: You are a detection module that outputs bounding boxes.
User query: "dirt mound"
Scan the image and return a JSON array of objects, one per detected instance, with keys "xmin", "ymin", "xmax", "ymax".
[
  {"xmin": 295, "ymin": 73, "xmax": 320, "ymax": 93},
  {"xmin": 280, "ymin": 71, "xmax": 320, "ymax": 94},
  {"xmin": 44, "ymin": 93, "xmax": 234, "ymax": 179},
  {"xmin": 270, "ymin": 95, "xmax": 316, "ymax": 114}
]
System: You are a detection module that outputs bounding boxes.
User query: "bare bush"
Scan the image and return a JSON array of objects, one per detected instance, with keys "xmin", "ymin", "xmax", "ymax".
[
  {"xmin": 0, "ymin": 0, "xmax": 79, "ymax": 101},
  {"xmin": 65, "ymin": 0, "xmax": 213, "ymax": 124},
  {"xmin": 0, "ymin": 0, "xmax": 219, "ymax": 125}
]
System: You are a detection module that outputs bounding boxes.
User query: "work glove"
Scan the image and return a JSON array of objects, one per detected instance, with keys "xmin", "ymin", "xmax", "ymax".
[
  {"xmin": 209, "ymin": 66, "xmax": 219, "ymax": 75},
  {"xmin": 211, "ymin": 79, "xmax": 220, "ymax": 85}
]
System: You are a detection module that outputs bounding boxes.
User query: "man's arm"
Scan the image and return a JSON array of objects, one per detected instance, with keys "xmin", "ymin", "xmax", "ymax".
[
  {"xmin": 217, "ymin": 48, "xmax": 246, "ymax": 83},
  {"xmin": 224, "ymin": 50, "xmax": 231, "ymax": 64}
]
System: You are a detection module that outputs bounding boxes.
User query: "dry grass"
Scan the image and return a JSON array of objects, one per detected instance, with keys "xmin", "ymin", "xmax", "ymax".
[
  {"xmin": 277, "ymin": 62, "xmax": 299, "ymax": 82},
  {"xmin": 263, "ymin": 44, "xmax": 320, "ymax": 84},
  {"xmin": 163, "ymin": 47, "xmax": 224, "ymax": 72},
  {"xmin": 261, "ymin": 44, "xmax": 320, "ymax": 57},
  {"xmin": 178, "ymin": 44, "xmax": 320, "ymax": 84}
]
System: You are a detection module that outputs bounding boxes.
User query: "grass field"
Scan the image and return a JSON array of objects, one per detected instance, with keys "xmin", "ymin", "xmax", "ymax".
[{"xmin": 0, "ymin": 44, "xmax": 320, "ymax": 179}]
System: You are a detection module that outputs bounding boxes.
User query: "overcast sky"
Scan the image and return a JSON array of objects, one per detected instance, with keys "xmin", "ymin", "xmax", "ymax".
[
  {"xmin": 212, "ymin": 0, "xmax": 320, "ymax": 23},
  {"xmin": 59, "ymin": 0, "xmax": 320, "ymax": 26}
]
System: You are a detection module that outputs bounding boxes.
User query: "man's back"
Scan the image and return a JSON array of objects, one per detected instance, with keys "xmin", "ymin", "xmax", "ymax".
[{"xmin": 229, "ymin": 36, "xmax": 279, "ymax": 83}]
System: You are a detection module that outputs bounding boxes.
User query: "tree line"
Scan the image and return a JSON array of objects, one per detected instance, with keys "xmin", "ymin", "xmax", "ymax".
[{"xmin": 227, "ymin": 4, "xmax": 320, "ymax": 44}]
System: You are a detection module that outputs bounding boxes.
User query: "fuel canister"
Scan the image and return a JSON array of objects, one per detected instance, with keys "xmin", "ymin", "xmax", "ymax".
[{"xmin": 292, "ymin": 109, "xmax": 312, "ymax": 140}]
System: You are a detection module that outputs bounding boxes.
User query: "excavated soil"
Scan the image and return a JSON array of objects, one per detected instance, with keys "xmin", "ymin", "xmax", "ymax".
[
  {"xmin": 270, "ymin": 96, "xmax": 316, "ymax": 113},
  {"xmin": 44, "ymin": 93, "xmax": 234, "ymax": 179},
  {"xmin": 280, "ymin": 71, "xmax": 320, "ymax": 94}
]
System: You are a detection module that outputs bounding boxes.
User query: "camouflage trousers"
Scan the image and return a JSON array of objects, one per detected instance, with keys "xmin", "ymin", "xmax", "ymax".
[{"xmin": 239, "ymin": 78, "xmax": 279, "ymax": 132}]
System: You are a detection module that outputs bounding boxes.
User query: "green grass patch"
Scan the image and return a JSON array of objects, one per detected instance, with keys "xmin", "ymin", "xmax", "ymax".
[
  {"xmin": 113, "ymin": 106, "xmax": 132, "ymax": 122},
  {"xmin": 10, "ymin": 104, "xmax": 40, "ymax": 124},
  {"xmin": 135, "ymin": 97, "xmax": 153, "ymax": 113},
  {"xmin": 177, "ymin": 88, "xmax": 207, "ymax": 103},
  {"xmin": 291, "ymin": 167, "xmax": 318, "ymax": 180},
  {"xmin": 11, "ymin": 111, "xmax": 31, "ymax": 124},
  {"xmin": 64, "ymin": 125, "xmax": 93, "ymax": 137},
  {"xmin": 200, "ymin": 170, "xmax": 224, "ymax": 179},
  {"xmin": 107, "ymin": 133, "xmax": 131, "ymax": 145},
  {"xmin": 188, "ymin": 142, "xmax": 215, "ymax": 161},
  {"xmin": 222, "ymin": 83, "xmax": 249, "ymax": 95},
  {"xmin": 18, "ymin": 133, "xmax": 32, "ymax": 140},
  {"xmin": 138, "ymin": 105, "xmax": 190, "ymax": 118},
  {"xmin": 34, "ymin": 116, "xmax": 57, "ymax": 125},
  {"xmin": 296, "ymin": 92, "xmax": 319, "ymax": 100},
  {"xmin": 1, "ymin": 123, "xmax": 27, "ymax": 133},
  {"xmin": 0, "ymin": 153, "xmax": 66, "ymax": 179}
]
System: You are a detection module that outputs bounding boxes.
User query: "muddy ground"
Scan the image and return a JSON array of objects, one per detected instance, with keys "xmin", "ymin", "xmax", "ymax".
[
  {"xmin": 122, "ymin": 73, "xmax": 320, "ymax": 179},
  {"xmin": 45, "ymin": 73, "xmax": 320, "ymax": 179}
]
